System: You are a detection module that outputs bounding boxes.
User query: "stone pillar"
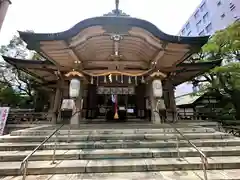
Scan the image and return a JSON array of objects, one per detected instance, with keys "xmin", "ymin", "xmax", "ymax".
[
  {"xmin": 70, "ymin": 80, "xmax": 83, "ymax": 125},
  {"xmin": 147, "ymin": 79, "xmax": 163, "ymax": 124},
  {"xmin": 0, "ymin": 0, "xmax": 11, "ymax": 32}
]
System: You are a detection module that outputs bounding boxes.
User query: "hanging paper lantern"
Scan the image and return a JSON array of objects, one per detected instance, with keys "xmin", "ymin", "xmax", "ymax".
[
  {"xmin": 69, "ymin": 78, "xmax": 80, "ymax": 98},
  {"xmin": 116, "ymin": 75, "xmax": 118, "ymax": 81},
  {"xmin": 152, "ymin": 79, "xmax": 163, "ymax": 98},
  {"xmin": 121, "ymin": 75, "xmax": 123, "ymax": 83}
]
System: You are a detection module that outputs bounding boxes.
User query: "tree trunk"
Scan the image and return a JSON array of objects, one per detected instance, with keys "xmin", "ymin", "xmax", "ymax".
[{"xmin": 231, "ymin": 90, "xmax": 240, "ymax": 120}]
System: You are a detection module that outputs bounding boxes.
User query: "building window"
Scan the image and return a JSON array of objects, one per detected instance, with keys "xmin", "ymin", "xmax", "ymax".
[
  {"xmin": 186, "ymin": 22, "xmax": 190, "ymax": 30},
  {"xmin": 196, "ymin": 20, "xmax": 202, "ymax": 31},
  {"xmin": 217, "ymin": 1, "xmax": 221, "ymax": 6},
  {"xmin": 187, "ymin": 31, "xmax": 192, "ymax": 36},
  {"xmin": 221, "ymin": 13, "xmax": 225, "ymax": 19},
  {"xmin": 203, "ymin": 12, "xmax": 209, "ymax": 23},
  {"xmin": 199, "ymin": 30, "xmax": 205, "ymax": 36},
  {"xmin": 200, "ymin": 2, "xmax": 206, "ymax": 12},
  {"xmin": 206, "ymin": 23, "xmax": 212, "ymax": 33},
  {"xmin": 194, "ymin": 10, "xmax": 199, "ymax": 19},
  {"xmin": 181, "ymin": 28, "xmax": 185, "ymax": 35}
]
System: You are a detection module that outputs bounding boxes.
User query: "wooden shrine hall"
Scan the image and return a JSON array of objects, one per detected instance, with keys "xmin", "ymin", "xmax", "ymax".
[{"xmin": 2, "ymin": 2, "xmax": 221, "ymax": 124}]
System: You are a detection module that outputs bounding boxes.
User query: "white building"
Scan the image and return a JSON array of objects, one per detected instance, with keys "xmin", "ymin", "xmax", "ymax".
[
  {"xmin": 175, "ymin": 0, "xmax": 239, "ymax": 97},
  {"xmin": 178, "ymin": 0, "xmax": 240, "ymax": 36}
]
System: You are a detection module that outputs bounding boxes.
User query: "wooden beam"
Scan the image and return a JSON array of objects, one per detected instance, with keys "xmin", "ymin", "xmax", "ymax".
[
  {"xmin": 68, "ymin": 49, "xmax": 80, "ymax": 62},
  {"xmin": 165, "ymin": 47, "xmax": 190, "ymax": 53},
  {"xmin": 83, "ymin": 60, "xmax": 148, "ymax": 68},
  {"xmin": 64, "ymin": 41, "xmax": 84, "ymax": 70},
  {"xmin": 83, "ymin": 69, "xmax": 150, "ymax": 76},
  {"xmin": 150, "ymin": 50, "xmax": 165, "ymax": 67},
  {"xmin": 39, "ymin": 51, "xmax": 64, "ymax": 80},
  {"xmin": 128, "ymin": 31, "xmax": 162, "ymax": 49}
]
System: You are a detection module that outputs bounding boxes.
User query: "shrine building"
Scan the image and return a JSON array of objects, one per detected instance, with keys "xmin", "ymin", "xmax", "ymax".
[{"xmin": 2, "ymin": 2, "xmax": 221, "ymax": 124}]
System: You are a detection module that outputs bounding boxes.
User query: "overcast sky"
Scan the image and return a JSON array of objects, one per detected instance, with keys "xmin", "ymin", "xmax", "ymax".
[
  {"xmin": 0, "ymin": 0, "xmax": 202, "ymax": 96},
  {"xmin": 0, "ymin": 0, "xmax": 202, "ymax": 45}
]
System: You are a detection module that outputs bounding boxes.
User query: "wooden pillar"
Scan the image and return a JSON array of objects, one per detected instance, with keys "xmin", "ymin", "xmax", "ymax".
[
  {"xmin": 47, "ymin": 92, "xmax": 55, "ymax": 122},
  {"xmin": 135, "ymin": 83, "xmax": 146, "ymax": 119},
  {"xmin": 55, "ymin": 87, "xmax": 62, "ymax": 124},
  {"xmin": 52, "ymin": 80, "xmax": 65, "ymax": 124},
  {"xmin": 50, "ymin": 87, "xmax": 61, "ymax": 124},
  {"xmin": 86, "ymin": 84, "xmax": 97, "ymax": 119},
  {"xmin": 164, "ymin": 80, "xmax": 177, "ymax": 122},
  {"xmin": 49, "ymin": 93, "xmax": 55, "ymax": 110}
]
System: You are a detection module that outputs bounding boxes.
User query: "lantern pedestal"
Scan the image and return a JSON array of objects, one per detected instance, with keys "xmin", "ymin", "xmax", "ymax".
[
  {"xmin": 147, "ymin": 79, "xmax": 165, "ymax": 124},
  {"xmin": 68, "ymin": 77, "xmax": 84, "ymax": 125}
]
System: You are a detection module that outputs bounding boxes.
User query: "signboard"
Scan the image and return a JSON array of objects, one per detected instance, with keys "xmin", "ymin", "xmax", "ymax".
[
  {"xmin": 0, "ymin": 107, "xmax": 10, "ymax": 135},
  {"xmin": 97, "ymin": 87, "xmax": 135, "ymax": 95}
]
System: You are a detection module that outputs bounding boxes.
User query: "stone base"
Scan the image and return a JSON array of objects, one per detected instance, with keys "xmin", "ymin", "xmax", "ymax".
[
  {"xmin": 152, "ymin": 112, "xmax": 162, "ymax": 124},
  {"xmin": 70, "ymin": 112, "xmax": 80, "ymax": 125}
]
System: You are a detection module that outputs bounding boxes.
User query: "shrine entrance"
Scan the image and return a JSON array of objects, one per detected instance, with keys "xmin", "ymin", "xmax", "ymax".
[
  {"xmin": 84, "ymin": 84, "xmax": 147, "ymax": 121},
  {"xmin": 96, "ymin": 86, "xmax": 137, "ymax": 121}
]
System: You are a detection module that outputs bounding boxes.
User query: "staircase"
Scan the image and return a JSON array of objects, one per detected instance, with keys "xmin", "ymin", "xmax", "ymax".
[{"xmin": 1, "ymin": 123, "xmax": 240, "ymax": 179}]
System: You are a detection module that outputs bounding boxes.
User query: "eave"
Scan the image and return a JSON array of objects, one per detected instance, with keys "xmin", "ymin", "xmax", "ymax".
[
  {"xmin": 19, "ymin": 16, "xmax": 209, "ymax": 46},
  {"xmin": 171, "ymin": 60, "xmax": 222, "ymax": 86}
]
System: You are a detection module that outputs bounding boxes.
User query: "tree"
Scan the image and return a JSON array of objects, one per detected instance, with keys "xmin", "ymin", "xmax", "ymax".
[
  {"xmin": 0, "ymin": 83, "xmax": 22, "ymax": 107},
  {"xmin": 0, "ymin": 35, "xmax": 48, "ymax": 109},
  {"xmin": 193, "ymin": 21, "xmax": 240, "ymax": 119}
]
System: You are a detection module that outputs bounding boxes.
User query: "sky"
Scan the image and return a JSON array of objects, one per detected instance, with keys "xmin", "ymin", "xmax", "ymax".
[
  {"xmin": 0, "ymin": 0, "xmax": 202, "ymax": 96},
  {"xmin": 0, "ymin": 0, "xmax": 202, "ymax": 45}
]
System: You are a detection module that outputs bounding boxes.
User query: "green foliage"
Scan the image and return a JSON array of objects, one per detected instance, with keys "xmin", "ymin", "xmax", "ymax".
[
  {"xmin": 0, "ymin": 35, "xmax": 47, "ymax": 109},
  {"xmin": 202, "ymin": 21, "xmax": 240, "ymax": 61},
  {"xmin": 212, "ymin": 62, "xmax": 240, "ymax": 90},
  {"xmin": 194, "ymin": 21, "xmax": 240, "ymax": 119},
  {"xmin": 0, "ymin": 84, "xmax": 22, "ymax": 107}
]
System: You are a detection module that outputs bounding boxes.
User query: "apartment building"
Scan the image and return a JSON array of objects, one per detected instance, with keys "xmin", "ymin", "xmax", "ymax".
[
  {"xmin": 176, "ymin": 0, "xmax": 239, "ymax": 97},
  {"xmin": 179, "ymin": 0, "xmax": 240, "ymax": 36}
]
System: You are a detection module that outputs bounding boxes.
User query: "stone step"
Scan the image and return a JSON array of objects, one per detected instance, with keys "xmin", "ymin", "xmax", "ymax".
[
  {"xmin": 43, "ymin": 122, "xmax": 218, "ymax": 129},
  {"xmin": 1, "ymin": 156, "xmax": 240, "ymax": 176},
  {"xmin": 2, "ymin": 169, "xmax": 240, "ymax": 180},
  {"xmin": 1, "ymin": 132, "xmax": 230, "ymax": 143},
  {"xmin": 1, "ymin": 138, "xmax": 240, "ymax": 151},
  {"xmin": 10, "ymin": 127, "xmax": 216, "ymax": 136},
  {"xmin": 2, "ymin": 146, "xmax": 240, "ymax": 162}
]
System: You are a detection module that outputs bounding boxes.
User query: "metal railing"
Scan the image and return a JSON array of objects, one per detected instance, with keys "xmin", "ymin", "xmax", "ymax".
[
  {"xmin": 19, "ymin": 108, "xmax": 82, "ymax": 179},
  {"xmin": 171, "ymin": 125, "xmax": 208, "ymax": 180},
  {"xmin": 20, "ymin": 124, "xmax": 64, "ymax": 180},
  {"xmin": 154, "ymin": 110, "xmax": 209, "ymax": 180}
]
